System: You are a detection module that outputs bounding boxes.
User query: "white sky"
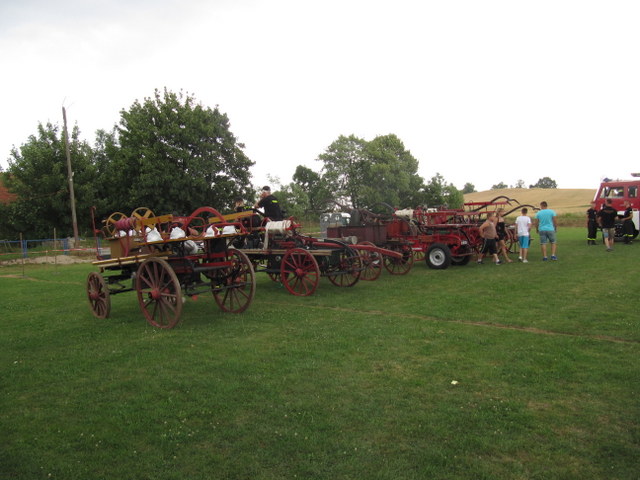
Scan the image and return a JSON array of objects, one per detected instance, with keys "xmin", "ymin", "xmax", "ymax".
[{"xmin": 1, "ymin": 0, "xmax": 638, "ymax": 192}]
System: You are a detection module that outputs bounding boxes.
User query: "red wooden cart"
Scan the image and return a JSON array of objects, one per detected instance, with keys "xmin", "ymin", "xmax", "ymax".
[{"xmin": 87, "ymin": 207, "xmax": 256, "ymax": 329}]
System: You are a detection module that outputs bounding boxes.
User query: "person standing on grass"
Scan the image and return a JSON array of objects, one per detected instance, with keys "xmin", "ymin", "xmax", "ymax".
[
  {"xmin": 515, "ymin": 207, "xmax": 532, "ymax": 263},
  {"xmin": 477, "ymin": 212, "xmax": 501, "ymax": 265},
  {"xmin": 598, "ymin": 198, "xmax": 618, "ymax": 252},
  {"xmin": 586, "ymin": 201, "xmax": 598, "ymax": 246},
  {"xmin": 496, "ymin": 208, "xmax": 513, "ymax": 263},
  {"xmin": 534, "ymin": 201, "xmax": 557, "ymax": 261},
  {"xmin": 620, "ymin": 201, "xmax": 634, "ymax": 244}
]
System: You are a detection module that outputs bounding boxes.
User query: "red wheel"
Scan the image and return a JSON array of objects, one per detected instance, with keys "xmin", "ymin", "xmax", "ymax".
[
  {"xmin": 87, "ymin": 272, "xmax": 111, "ymax": 319},
  {"xmin": 383, "ymin": 244, "xmax": 414, "ymax": 275},
  {"xmin": 326, "ymin": 247, "xmax": 362, "ymax": 287},
  {"xmin": 212, "ymin": 249, "xmax": 256, "ymax": 313},
  {"xmin": 136, "ymin": 258, "xmax": 183, "ymax": 329},
  {"xmin": 280, "ymin": 248, "xmax": 320, "ymax": 296},
  {"xmin": 356, "ymin": 241, "xmax": 382, "ymax": 281},
  {"xmin": 466, "ymin": 226, "xmax": 483, "ymax": 254}
]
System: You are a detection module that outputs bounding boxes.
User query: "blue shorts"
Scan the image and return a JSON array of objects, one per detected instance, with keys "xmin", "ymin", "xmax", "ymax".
[
  {"xmin": 518, "ymin": 236, "xmax": 530, "ymax": 248},
  {"xmin": 539, "ymin": 230, "xmax": 556, "ymax": 244}
]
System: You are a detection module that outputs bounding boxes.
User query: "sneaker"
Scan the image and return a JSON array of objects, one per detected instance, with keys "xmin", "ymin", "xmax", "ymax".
[
  {"xmin": 495, "ymin": 260, "xmax": 502, "ymax": 265},
  {"xmin": 551, "ymin": 255, "xmax": 557, "ymax": 261},
  {"xmin": 522, "ymin": 259, "xmax": 529, "ymax": 263},
  {"xmin": 606, "ymin": 248, "xmax": 613, "ymax": 252},
  {"xmin": 518, "ymin": 256, "xmax": 522, "ymax": 261},
  {"xmin": 477, "ymin": 260, "xmax": 483, "ymax": 264},
  {"xmin": 542, "ymin": 257, "xmax": 548, "ymax": 261}
]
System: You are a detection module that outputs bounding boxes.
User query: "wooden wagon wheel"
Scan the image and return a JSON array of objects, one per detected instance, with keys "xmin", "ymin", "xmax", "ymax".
[
  {"xmin": 104, "ymin": 212, "xmax": 128, "ymax": 237},
  {"xmin": 280, "ymin": 248, "xmax": 320, "ymax": 296},
  {"xmin": 356, "ymin": 241, "xmax": 382, "ymax": 281},
  {"xmin": 383, "ymin": 244, "xmax": 414, "ymax": 275},
  {"xmin": 136, "ymin": 257, "xmax": 183, "ymax": 329},
  {"xmin": 131, "ymin": 207, "xmax": 155, "ymax": 232},
  {"xmin": 86, "ymin": 272, "xmax": 111, "ymax": 319},
  {"xmin": 325, "ymin": 246, "xmax": 362, "ymax": 287},
  {"xmin": 466, "ymin": 226, "xmax": 483, "ymax": 254},
  {"xmin": 211, "ymin": 249, "xmax": 256, "ymax": 313},
  {"xmin": 506, "ymin": 228, "xmax": 519, "ymax": 254}
]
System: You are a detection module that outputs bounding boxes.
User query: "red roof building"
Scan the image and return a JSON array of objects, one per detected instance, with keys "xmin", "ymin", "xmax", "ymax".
[{"xmin": 0, "ymin": 173, "xmax": 17, "ymax": 204}]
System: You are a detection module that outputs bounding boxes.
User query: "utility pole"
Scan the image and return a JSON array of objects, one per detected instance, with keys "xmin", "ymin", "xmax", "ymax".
[{"xmin": 62, "ymin": 106, "xmax": 80, "ymax": 249}]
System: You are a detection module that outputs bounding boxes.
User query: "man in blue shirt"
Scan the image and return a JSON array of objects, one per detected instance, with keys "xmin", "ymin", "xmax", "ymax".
[{"xmin": 535, "ymin": 201, "xmax": 557, "ymax": 261}]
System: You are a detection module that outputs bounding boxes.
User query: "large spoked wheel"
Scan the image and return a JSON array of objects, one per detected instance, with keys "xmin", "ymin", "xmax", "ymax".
[
  {"xmin": 212, "ymin": 249, "xmax": 256, "ymax": 313},
  {"xmin": 104, "ymin": 212, "xmax": 128, "ymax": 237},
  {"xmin": 356, "ymin": 241, "xmax": 382, "ymax": 281},
  {"xmin": 87, "ymin": 272, "xmax": 111, "ymax": 319},
  {"xmin": 136, "ymin": 258, "xmax": 183, "ymax": 329},
  {"xmin": 466, "ymin": 227, "xmax": 483, "ymax": 254},
  {"xmin": 426, "ymin": 243, "xmax": 452, "ymax": 270},
  {"xmin": 383, "ymin": 244, "xmax": 414, "ymax": 275},
  {"xmin": 325, "ymin": 247, "xmax": 362, "ymax": 287},
  {"xmin": 505, "ymin": 229, "xmax": 519, "ymax": 254},
  {"xmin": 280, "ymin": 248, "xmax": 320, "ymax": 296},
  {"xmin": 131, "ymin": 207, "xmax": 155, "ymax": 225}
]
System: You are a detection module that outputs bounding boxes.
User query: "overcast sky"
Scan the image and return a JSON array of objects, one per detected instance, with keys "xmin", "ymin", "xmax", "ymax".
[{"xmin": 1, "ymin": 0, "xmax": 638, "ymax": 193}]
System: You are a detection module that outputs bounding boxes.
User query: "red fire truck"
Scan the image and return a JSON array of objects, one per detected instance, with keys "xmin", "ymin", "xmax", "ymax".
[{"xmin": 593, "ymin": 174, "xmax": 640, "ymax": 240}]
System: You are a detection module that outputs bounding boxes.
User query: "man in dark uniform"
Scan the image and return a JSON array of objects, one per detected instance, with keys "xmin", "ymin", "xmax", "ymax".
[
  {"xmin": 254, "ymin": 186, "xmax": 284, "ymax": 221},
  {"xmin": 586, "ymin": 201, "xmax": 598, "ymax": 245},
  {"xmin": 597, "ymin": 198, "xmax": 618, "ymax": 252},
  {"xmin": 620, "ymin": 201, "xmax": 634, "ymax": 244}
]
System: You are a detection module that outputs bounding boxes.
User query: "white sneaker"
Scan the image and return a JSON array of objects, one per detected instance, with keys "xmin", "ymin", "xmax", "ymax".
[
  {"xmin": 522, "ymin": 259, "xmax": 528, "ymax": 263},
  {"xmin": 518, "ymin": 256, "xmax": 522, "ymax": 261}
]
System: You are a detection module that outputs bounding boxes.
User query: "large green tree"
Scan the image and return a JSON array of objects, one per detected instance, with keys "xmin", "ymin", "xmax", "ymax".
[
  {"xmin": 318, "ymin": 134, "xmax": 425, "ymax": 209},
  {"xmin": 360, "ymin": 134, "xmax": 424, "ymax": 209},
  {"xmin": 1, "ymin": 122, "xmax": 98, "ymax": 239},
  {"xmin": 423, "ymin": 173, "xmax": 463, "ymax": 209},
  {"xmin": 103, "ymin": 88, "xmax": 254, "ymax": 216},
  {"xmin": 290, "ymin": 165, "xmax": 332, "ymax": 214},
  {"xmin": 317, "ymin": 134, "xmax": 367, "ymax": 208}
]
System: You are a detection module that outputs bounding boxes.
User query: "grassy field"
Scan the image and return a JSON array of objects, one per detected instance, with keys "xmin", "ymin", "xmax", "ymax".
[{"xmin": 1, "ymin": 228, "xmax": 638, "ymax": 479}]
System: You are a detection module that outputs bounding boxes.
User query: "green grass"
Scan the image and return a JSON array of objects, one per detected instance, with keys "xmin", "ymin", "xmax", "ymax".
[{"xmin": 1, "ymin": 228, "xmax": 638, "ymax": 479}]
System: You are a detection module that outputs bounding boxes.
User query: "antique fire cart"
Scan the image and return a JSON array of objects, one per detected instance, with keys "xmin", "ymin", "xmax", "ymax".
[
  {"xmin": 220, "ymin": 210, "xmax": 407, "ymax": 296},
  {"xmin": 327, "ymin": 197, "xmax": 535, "ymax": 270},
  {"xmin": 87, "ymin": 207, "xmax": 256, "ymax": 329}
]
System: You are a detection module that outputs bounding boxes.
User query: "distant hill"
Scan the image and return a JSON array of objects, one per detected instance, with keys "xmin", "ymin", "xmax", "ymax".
[{"xmin": 463, "ymin": 188, "xmax": 596, "ymax": 216}]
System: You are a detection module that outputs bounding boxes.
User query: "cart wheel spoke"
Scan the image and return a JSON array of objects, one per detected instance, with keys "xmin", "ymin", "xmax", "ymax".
[
  {"xmin": 87, "ymin": 272, "xmax": 111, "ymax": 319},
  {"xmin": 280, "ymin": 248, "xmax": 320, "ymax": 296},
  {"xmin": 212, "ymin": 249, "xmax": 256, "ymax": 313},
  {"xmin": 136, "ymin": 257, "xmax": 182, "ymax": 329},
  {"xmin": 326, "ymin": 247, "xmax": 362, "ymax": 287},
  {"xmin": 383, "ymin": 244, "xmax": 414, "ymax": 275},
  {"xmin": 356, "ymin": 241, "xmax": 382, "ymax": 281}
]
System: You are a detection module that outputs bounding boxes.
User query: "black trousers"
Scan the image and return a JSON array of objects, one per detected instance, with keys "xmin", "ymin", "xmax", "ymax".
[{"xmin": 587, "ymin": 220, "xmax": 598, "ymax": 241}]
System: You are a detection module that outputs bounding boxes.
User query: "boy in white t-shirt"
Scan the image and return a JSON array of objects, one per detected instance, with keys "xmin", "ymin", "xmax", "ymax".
[{"xmin": 515, "ymin": 208, "xmax": 532, "ymax": 263}]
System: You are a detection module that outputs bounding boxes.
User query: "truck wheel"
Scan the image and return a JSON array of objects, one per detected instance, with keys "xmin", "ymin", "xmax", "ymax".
[{"xmin": 426, "ymin": 243, "xmax": 451, "ymax": 270}]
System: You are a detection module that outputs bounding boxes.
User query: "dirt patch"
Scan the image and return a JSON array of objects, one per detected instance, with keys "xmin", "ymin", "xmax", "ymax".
[{"xmin": 0, "ymin": 255, "xmax": 93, "ymax": 266}]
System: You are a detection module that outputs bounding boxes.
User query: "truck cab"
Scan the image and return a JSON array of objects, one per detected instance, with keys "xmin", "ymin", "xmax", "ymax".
[{"xmin": 594, "ymin": 176, "xmax": 639, "ymax": 238}]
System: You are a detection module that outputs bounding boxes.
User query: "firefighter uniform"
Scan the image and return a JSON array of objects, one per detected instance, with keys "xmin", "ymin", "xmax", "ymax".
[{"xmin": 622, "ymin": 206, "xmax": 634, "ymax": 244}]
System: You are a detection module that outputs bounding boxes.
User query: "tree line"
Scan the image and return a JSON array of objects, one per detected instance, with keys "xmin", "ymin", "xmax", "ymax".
[{"xmin": 0, "ymin": 88, "xmax": 554, "ymax": 240}]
